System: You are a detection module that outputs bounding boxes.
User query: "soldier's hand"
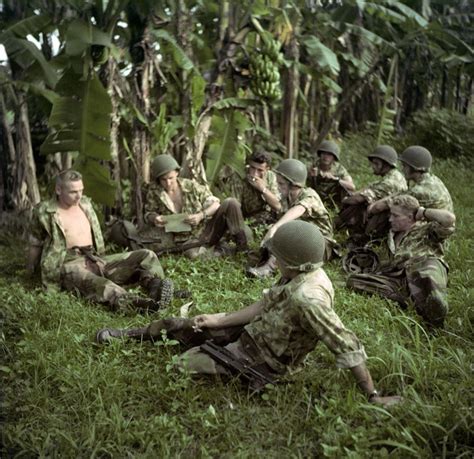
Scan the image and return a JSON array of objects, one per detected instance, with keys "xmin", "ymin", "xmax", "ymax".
[
  {"xmin": 247, "ymin": 175, "xmax": 266, "ymax": 193},
  {"xmin": 370, "ymin": 395, "xmax": 403, "ymax": 408},
  {"xmin": 185, "ymin": 212, "xmax": 204, "ymax": 226},
  {"xmin": 193, "ymin": 314, "xmax": 222, "ymax": 329},
  {"xmin": 154, "ymin": 215, "xmax": 167, "ymax": 227},
  {"xmin": 319, "ymin": 170, "xmax": 337, "ymax": 181}
]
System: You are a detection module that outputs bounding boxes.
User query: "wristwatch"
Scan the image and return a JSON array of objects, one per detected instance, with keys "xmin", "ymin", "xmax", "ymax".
[{"xmin": 368, "ymin": 389, "xmax": 379, "ymax": 401}]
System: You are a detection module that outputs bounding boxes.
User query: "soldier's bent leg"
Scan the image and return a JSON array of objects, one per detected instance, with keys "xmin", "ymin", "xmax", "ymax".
[
  {"xmin": 347, "ymin": 271, "xmax": 409, "ymax": 307},
  {"xmin": 406, "ymin": 257, "xmax": 449, "ymax": 328}
]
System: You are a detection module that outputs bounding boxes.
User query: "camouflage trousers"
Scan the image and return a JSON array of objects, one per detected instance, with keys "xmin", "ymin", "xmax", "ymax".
[
  {"xmin": 309, "ymin": 177, "xmax": 350, "ymax": 210},
  {"xmin": 334, "ymin": 205, "xmax": 391, "ymax": 243},
  {"xmin": 60, "ymin": 248, "xmax": 164, "ymax": 308},
  {"xmin": 136, "ymin": 318, "xmax": 274, "ymax": 377},
  {"xmin": 347, "ymin": 257, "xmax": 448, "ymax": 327}
]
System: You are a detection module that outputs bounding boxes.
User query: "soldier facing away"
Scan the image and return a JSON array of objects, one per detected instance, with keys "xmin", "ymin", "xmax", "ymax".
[
  {"xmin": 97, "ymin": 221, "xmax": 401, "ymax": 408},
  {"xmin": 27, "ymin": 170, "xmax": 173, "ymax": 312},
  {"xmin": 248, "ymin": 158, "xmax": 337, "ymax": 278},
  {"xmin": 308, "ymin": 140, "xmax": 355, "ymax": 209},
  {"xmin": 334, "ymin": 145, "xmax": 408, "ymax": 245},
  {"xmin": 347, "ymin": 195, "xmax": 456, "ymax": 328}
]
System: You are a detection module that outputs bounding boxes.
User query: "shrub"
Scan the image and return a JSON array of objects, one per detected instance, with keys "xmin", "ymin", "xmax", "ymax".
[{"xmin": 405, "ymin": 109, "xmax": 474, "ymax": 159}]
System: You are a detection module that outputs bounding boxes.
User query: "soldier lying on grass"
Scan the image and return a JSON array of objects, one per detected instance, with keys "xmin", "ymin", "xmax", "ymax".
[
  {"xmin": 97, "ymin": 220, "xmax": 401, "ymax": 407},
  {"xmin": 347, "ymin": 194, "xmax": 456, "ymax": 328},
  {"xmin": 27, "ymin": 170, "xmax": 177, "ymax": 312}
]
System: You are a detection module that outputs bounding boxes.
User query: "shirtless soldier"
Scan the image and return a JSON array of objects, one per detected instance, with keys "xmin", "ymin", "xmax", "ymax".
[{"xmin": 28, "ymin": 170, "xmax": 172, "ymax": 312}]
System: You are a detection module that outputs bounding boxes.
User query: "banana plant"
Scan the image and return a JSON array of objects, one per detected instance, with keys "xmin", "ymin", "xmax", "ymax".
[{"xmin": 376, "ymin": 55, "xmax": 398, "ymax": 145}]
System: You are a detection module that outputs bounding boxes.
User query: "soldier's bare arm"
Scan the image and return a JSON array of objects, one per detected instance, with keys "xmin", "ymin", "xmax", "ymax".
[
  {"xmin": 350, "ymin": 363, "xmax": 402, "ymax": 407},
  {"xmin": 416, "ymin": 207, "xmax": 456, "ymax": 227},
  {"xmin": 339, "ymin": 175, "xmax": 356, "ymax": 192},
  {"xmin": 263, "ymin": 204, "xmax": 306, "ymax": 243},
  {"xmin": 368, "ymin": 197, "xmax": 390, "ymax": 214},
  {"xmin": 193, "ymin": 299, "xmax": 265, "ymax": 329}
]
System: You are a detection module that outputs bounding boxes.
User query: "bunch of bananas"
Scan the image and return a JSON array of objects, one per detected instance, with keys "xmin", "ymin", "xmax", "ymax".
[{"xmin": 249, "ymin": 38, "xmax": 283, "ymax": 103}]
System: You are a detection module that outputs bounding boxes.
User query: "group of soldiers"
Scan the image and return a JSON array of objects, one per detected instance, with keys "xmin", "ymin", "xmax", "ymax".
[{"xmin": 27, "ymin": 140, "xmax": 455, "ymax": 406}]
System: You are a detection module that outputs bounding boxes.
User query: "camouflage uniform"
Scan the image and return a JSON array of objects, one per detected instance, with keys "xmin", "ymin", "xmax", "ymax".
[
  {"xmin": 308, "ymin": 160, "xmax": 352, "ymax": 209},
  {"xmin": 220, "ymin": 170, "xmax": 280, "ymax": 224},
  {"xmin": 283, "ymin": 187, "xmax": 338, "ymax": 259},
  {"xmin": 347, "ymin": 219, "xmax": 455, "ymax": 327},
  {"xmin": 29, "ymin": 196, "xmax": 164, "ymax": 308},
  {"xmin": 336, "ymin": 168, "xmax": 408, "ymax": 238},
  {"xmin": 407, "ymin": 173, "xmax": 453, "ymax": 212},
  {"xmin": 179, "ymin": 268, "xmax": 367, "ymax": 376}
]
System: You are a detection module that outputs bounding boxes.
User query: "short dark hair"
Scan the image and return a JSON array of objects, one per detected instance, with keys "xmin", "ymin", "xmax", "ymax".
[
  {"xmin": 56, "ymin": 170, "xmax": 82, "ymax": 188},
  {"xmin": 248, "ymin": 151, "xmax": 272, "ymax": 165}
]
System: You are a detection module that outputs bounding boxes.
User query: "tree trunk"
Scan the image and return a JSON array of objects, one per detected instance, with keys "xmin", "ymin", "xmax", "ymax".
[{"xmin": 0, "ymin": 90, "xmax": 16, "ymax": 211}]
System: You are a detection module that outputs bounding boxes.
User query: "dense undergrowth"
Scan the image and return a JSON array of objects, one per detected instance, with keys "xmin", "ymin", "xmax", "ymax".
[{"xmin": 1, "ymin": 135, "xmax": 473, "ymax": 457}]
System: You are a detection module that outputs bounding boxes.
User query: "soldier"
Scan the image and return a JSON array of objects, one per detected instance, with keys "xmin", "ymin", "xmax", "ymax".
[
  {"xmin": 248, "ymin": 159, "xmax": 337, "ymax": 278},
  {"xmin": 96, "ymin": 221, "xmax": 401, "ymax": 408},
  {"xmin": 308, "ymin": 140, "xmax": 355, "ymax": 209},
  {"xmin": 27, "ymin": 170, "xmax": 174, "ymax": 312},
  {"xmin": 334, "ymin": 145, "xmax": 408, "ymax": 244},
  {"xmin": 142, "ymin": 155, "xmax": 249, "ymax": 258},
  {"xmin": 368, "ymin": 146, "xmax": 453, "ymax": 219},
  {"xmin": 219, "ymin": 151, "xmax": 281, "ymax": 225},
  {"xmin": 347, "ymin": 195, "xmax": 455, "ymax": 328}
]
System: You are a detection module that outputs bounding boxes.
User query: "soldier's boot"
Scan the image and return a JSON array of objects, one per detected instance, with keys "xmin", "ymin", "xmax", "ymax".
[
  {"xmin": 115, "ymin": 295, "xmax": 161, "ymax": 314},
  {"xmin": 144, "ymin": 277, "xmax": 192, "ymax": 304},
  {"xmin": 96, "ymin": 325, "xmax": 151, "ymax": 344},
  {"xmin": 232, "ymin": 230, "xmax": 249, "ymax": 252},
  {"xmin": 246, "ymin": 255, "xmax": 277, "ymax": 279}
]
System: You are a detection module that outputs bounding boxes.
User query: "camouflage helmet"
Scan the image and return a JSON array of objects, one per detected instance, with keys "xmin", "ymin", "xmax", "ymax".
[
  {"xmin": 275, "ymin": 159, "xmax": 308, "ymax": 187},
  {"xmin": 399, "ymin": 146, "xmax": 432, "ymax": 172},
  {"xmin": 151, "ymin": 154, "xmax": 180, "ymax": 179},
  {"xmin": 317, "ymin": 140, "xmax": 340, "ymax": 161},
  {"xmin": 368, "ymin": 145, "xmax": 398, "ymax": 167},
  {"xmin": 342, "ymin": 247, "xmax": 380, "ymax": 274},
  {"xmin": 267, "ymin": 220, "xmax": 325, "ymax": 271}
]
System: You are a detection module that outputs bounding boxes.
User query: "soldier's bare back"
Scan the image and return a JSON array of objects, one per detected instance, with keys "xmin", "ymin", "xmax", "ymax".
[{"xmin": 58, "ymin": 205, "xmax": 93, "ymax": 248}]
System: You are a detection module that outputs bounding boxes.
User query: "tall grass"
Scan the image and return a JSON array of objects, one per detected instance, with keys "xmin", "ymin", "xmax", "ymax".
[{"xmin": 1, "ymin": 135, "xmax": 473, "ymax": 457}]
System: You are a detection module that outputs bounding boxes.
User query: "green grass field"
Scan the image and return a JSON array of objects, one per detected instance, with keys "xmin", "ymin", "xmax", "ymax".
[{"xmin": 1, "ymin": 136, "xmax": 473, "ymax": 457}]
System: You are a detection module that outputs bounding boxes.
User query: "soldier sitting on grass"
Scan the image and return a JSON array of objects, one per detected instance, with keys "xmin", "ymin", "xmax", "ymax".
[
  {"xmin": 27, "ymin": 170, "xmax": 175, "ymax": 312},
  {"xmin": 247, "ymin": 159, "xmax": 337, "ymax": 278},
  {"xmin": 347, "ymin": 195, "xmax": 456, "ymax": 328},
  {"xmin": 334, "ymin": 145, "xmax": 407, "ymax": 246},
  {"xmin": 96, "ymin": 220, "xmax": 402, "ymax": 408}
]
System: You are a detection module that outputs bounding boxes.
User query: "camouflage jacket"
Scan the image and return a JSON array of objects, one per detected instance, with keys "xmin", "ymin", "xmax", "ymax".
[
  {"xmin": 244, "ymin": 268, "xmax": 367, "ymax": 373},
  {"xmin": 143, "ymin": 178, "xmax": 219, "ymax": 238},
  {"xmin": 308, "ymin": 160, "xmax": 352, "ymax": 201},
  {"xmin": 407, "ymin": 173, "xmax": 453, "ymax": 212},
  {"xmin": 386, "ymin": 220, "xmax": 455, "ymax": 268},
  {"xmin": 359, "ymin": 168, "xmax": 407, "ymax": 204},
  {"xmin": 283, "ymin": 187, "xmax": 334, "ymax": 239},
  {"xmin": 221, "ymin": 170, "xmax": 280, "ymax": 219},
  {"xmin": 29, "ymin": 196, "xmax": 105, "ymax": 290}
]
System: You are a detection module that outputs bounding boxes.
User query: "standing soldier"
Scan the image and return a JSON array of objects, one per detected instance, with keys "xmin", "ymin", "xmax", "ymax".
[
  {"xmin": 347, "ymin": 195, "xmax": 455, "ymax": 328},
  {"xmin": 335, "ymin": 145, "xmax": 407, "ymax": 245},
  {"xmin": 27, "ymin": 170, "xmax": 174, "ymax": 312},
  {"xmin": 97, "ymin": 221, "xmax": 402, "ymax": 408},
  {"xmin": 308, "ymin": 140, "xmax": 355, "ymax": 209},
  {"xmin": 248, "ymin": 159, "xmax": 337, "ymax": 278}
]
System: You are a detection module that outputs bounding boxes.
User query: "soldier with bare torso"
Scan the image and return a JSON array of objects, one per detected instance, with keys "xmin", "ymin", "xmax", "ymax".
[{"xmin": 28, "ymin": 170, "xmax": 175, "ymax": 312}]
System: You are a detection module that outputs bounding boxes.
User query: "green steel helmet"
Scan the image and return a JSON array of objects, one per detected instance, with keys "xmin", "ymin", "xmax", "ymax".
[
  {"xmin": 399, "ymin": 146, "xmax": 432, "ymax": 172},
  {"xmin": 317, "ymin": 140, "xmax": 340, "ymax": 161},
  {"xmin": 275, "ymin": 159, "xmax": 307, "ymax": 187},
  {"xmin": 342, "ymin": 247, "xmax": 380, "ymax": 274},
  {"xmin": 267, "ymin": 220, "xmax": 325, "ymax": 271},
  {"xmin": 368, "ymin": 145, "xmax": 398, "ymax": 167},
  {"xmin": 151, "ymin": 154, "xmax": 180, "ymax": 179}
]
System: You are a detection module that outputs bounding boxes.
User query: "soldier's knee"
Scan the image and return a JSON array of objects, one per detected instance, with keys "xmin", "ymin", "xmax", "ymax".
[{"xmin": 222, "ymin": 197, "xmax": 241, "ymax": 211}]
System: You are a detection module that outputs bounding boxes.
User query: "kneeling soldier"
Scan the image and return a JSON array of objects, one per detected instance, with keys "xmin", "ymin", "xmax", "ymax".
[{"xmin": 97, "ymin": 221, "xmax": 401, "ymax": 407}]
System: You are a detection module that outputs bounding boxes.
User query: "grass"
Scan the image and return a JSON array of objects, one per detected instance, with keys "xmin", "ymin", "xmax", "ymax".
[{"xmin": 1, "ymin": 134, "xmax": 473, "ymax": 457}]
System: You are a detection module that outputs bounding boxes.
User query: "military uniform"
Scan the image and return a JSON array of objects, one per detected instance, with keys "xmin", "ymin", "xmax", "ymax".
[
  {"xmin": 180, "ymin": 268, "xmax": 367, "ymax": 376},
  {"xmin": 347, "ymin": 219, "xmax": 455, "ymax": 327},
  {"xmin": 220, "ymin": 170, "xmax": 280, "ymax": 224},
  {"xmin": 407, "ymin": 173, "xmax": 453, "ymax": 212},
  {"xmin": 30, "ymin": 196, "xmax": 164, "ymax": 308},
  {"xmin": 336, "ymin": 168, "xmax": 408, "ymax": 238},
  {"xmin": 308, "ymin": 160, "xmax": 352, "ymax": 209},
  {"xmin": 283, "ymin": 187, "xmax": 337, "ymax": 258}
]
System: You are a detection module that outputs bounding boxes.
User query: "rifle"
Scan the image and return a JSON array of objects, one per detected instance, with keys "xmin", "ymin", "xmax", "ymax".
[{"xmin": 200, "ymin": 340, "xmax": 276, "ymax": 392}]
